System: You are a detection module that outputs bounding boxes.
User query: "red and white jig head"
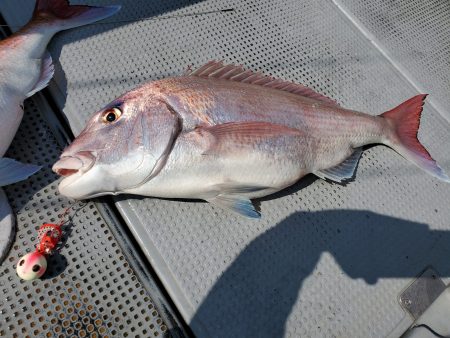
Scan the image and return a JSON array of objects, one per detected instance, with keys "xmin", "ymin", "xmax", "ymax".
[{"xmin": 16, "ymin": 207, "xmax": 69, "ymax": 281}]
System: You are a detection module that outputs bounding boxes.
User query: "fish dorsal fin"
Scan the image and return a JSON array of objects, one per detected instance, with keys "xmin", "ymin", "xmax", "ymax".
[
  {"xmin": 314, "ymin": 147, "xmax": 363, "ymax": 183},
  {"xmin": 188, "ymin": 60, "xmax": 338, "ymax": 106},
  {"xmin": 26, "ymin": 51, "xmax": 54, "ymax": 98}
]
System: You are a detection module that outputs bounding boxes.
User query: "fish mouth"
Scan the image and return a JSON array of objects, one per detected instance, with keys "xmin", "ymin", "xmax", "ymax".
[{"xmin": 52, "ymin": 151, "xmax": 96, "ymax": 177}]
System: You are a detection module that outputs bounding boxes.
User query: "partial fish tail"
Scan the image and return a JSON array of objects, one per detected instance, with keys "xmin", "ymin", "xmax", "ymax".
[
  {"xmin": 381, "ymin": 94, "xmax": 450, "ymax": 182},
  {"xmin": 32, "ymin": 0, "xmax": 121, "ymax": 31}
]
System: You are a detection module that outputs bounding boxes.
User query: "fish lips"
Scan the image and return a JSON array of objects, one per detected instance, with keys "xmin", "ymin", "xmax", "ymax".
[
  {"xmin": 52, "ymin": 151, "xmax": 96, "ymax": 177},
  {"xmin": 53, "ymin": 151, "xmax": 124, "ymax": 199}
]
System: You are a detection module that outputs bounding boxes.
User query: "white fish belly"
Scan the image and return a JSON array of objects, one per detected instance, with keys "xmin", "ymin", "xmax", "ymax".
[{"xmin": 127, "ymin": 132, "xmax": 311, "ymax": 200}]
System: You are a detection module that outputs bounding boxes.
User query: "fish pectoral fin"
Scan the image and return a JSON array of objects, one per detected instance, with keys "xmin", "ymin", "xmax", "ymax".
[
  {"xmin": 0, "ymin": 158, "xmax": 41, "ymax": 187},
  {"xmin": 199, "ymin": 121, "xmax": 303, "ymax": 155},
  {"xmin": 215, "ymin": 184, "xmax": 270, "ymax": 195},
  {"xmin": 26, "ymin": 51, "xmax": 54, "ymax": 98},
  {"xmin": 314, "ymin": 147, "xmax": 363, "ymax": 183},
  {"xmin": 207, "ymin": 195, "xmax": 261, "ymax": 219}
]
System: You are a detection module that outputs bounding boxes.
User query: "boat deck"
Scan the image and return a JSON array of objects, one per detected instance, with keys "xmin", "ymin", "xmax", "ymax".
[{"xmin": 1, "ymin": 0, "xmax": 450, "ymax": 337}]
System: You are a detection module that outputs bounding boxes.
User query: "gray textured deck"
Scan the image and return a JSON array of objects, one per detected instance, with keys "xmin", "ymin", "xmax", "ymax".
[{"xmin": 2, "ymin": 0, "xmax": 450, "ymax": 337}]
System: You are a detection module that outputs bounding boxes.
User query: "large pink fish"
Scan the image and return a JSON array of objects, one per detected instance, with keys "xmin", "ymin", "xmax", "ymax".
[{"xmin": 53, "ymin": 61, "xmax": 449, "ymax": 218}]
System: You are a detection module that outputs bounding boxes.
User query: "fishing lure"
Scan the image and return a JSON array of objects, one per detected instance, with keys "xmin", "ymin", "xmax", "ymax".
[{"xmin": 16, "ymin": 208, "xmax": 69, "ymax": 281}]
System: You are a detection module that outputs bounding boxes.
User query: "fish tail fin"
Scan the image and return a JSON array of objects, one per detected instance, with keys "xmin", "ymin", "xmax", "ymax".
[
  {"xmin": 381, "ymin": 94, "xmax": 449, "ymax": 182},
  {"xmin": 33, "ymin": 0, "xmax": 120, "ymax": 31}
]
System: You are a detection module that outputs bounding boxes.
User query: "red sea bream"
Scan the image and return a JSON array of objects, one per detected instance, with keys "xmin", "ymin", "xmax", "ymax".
[{"xmin": 53, "ymin": 61, "xmax": 449, "ymax": 218}]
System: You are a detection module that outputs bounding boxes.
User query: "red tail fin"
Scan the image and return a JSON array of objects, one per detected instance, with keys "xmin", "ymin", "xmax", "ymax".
[
  {"xmin": 381, "ymin": 94, "xmax": 449, "ymax": 182},
  {"xmin": 33, "ymin": 0, "xmax": 120, "ymax": 30}
]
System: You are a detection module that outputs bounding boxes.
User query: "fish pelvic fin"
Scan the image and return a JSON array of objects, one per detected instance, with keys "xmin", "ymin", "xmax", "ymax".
[
  {"xmin": 33, "ymin": 0, "xmax": 121, "ymax": 31},
  {"xmin": 207, "ymin": 195, "xmax": 261, "ymax": 219},
  {"xmin": 381, "ymin": 94, "xmax": 450, "ymax": 182},
  {"xmin": 315, "ymin": 147, "xmax": 363, "ymax": 183}
]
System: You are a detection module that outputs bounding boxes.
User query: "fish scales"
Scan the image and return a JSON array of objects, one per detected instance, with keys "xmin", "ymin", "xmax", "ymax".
[
  {"xmin": 157, "ymin": 76, "xmax": 384, "ymax": 166},
  {"xmin": 53, "ymin": 61, "xmax": 449, "ymax": 218}
]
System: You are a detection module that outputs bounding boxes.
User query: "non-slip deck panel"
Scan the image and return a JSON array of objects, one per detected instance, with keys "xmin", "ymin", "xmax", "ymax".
[
  {"xmin": 337, "ymin": 0, "xmax": 450, "ymax": 121},
  {"xmin": 0, "ymin": 99, "xmax": 169, "ymax": 337},
  {"xmin": 2, "ymin": 1, "xmax": 450, "ymax": 337}
]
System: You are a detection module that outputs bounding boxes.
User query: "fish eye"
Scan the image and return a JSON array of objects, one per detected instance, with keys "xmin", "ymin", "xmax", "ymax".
[
  {"xmin": 19, "ymin": 260, "xmax": 25, "ymax": 266},
  {"xmin": 32, "ymin": 264, "xmax": 40, "ymax": 272},
  {"xmin": 102, "ymin": 107, "xmax": 122, "ymax": 124}
]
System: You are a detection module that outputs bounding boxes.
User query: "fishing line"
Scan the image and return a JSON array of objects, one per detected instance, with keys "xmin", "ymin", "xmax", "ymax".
[
  {"xmin": 0, "ymin": 8, "xmax": 235, "ymax": 28},
  {"xmin": 34, "ymin": 200, "xmax": 87, "ymax": 254}
]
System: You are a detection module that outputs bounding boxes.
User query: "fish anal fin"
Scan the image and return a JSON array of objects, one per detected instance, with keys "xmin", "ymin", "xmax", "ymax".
[
  {"xmin": 207, "ymin": 195, "xmax": 260, "ymax": 219},
  {"xmin": 315, "ymin": 147, "xmax": 363, "ymax": 183},
  {"xmin": 187, "ymin": 60, "xmax": 338, "ymax": 106},
  {"xmin": 26, "ymin": 51, "xmax": 54, "ymax": 98}
]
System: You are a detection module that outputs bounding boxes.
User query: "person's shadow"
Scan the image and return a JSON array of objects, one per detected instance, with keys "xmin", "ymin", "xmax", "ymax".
[{"xmin": 191, "ymin": 210, "xmax": 450, "ymax": 337}]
